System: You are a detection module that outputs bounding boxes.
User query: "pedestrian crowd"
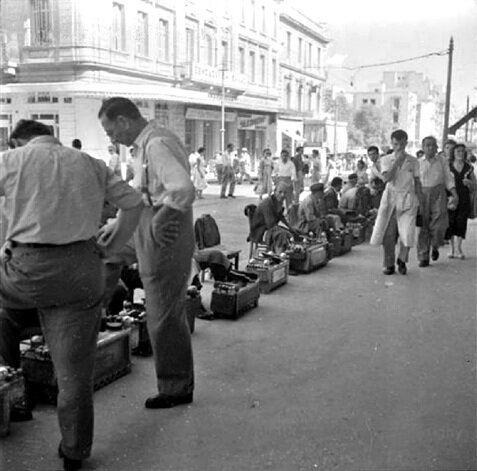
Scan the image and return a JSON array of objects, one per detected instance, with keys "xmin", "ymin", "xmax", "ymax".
[{"xmin": 0, "ymin": 105, "xmax": 475, "ymax": 471}]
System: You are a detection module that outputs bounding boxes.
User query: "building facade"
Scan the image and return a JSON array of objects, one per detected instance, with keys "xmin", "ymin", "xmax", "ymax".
[{"xmin": 0, "ymin": 0, "xmax": 329, "ymax": 165}]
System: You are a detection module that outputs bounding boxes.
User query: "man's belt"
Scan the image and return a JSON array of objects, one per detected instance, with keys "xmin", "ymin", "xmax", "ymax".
[{"xmin": 10, "ymin": 240, "xmax": 88, "ymax": 248}]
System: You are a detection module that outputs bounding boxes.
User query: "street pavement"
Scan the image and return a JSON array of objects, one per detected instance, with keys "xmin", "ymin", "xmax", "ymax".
[{"xmin": 2, "ymin": 182, "xmax": 476, "ymax": 471}]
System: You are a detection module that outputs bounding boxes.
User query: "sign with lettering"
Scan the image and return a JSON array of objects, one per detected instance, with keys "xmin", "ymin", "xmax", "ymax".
[
  {"xmin": 238, "ymin": 114, "xmax": 268, "ymax": 130},
  {"xmin": 186, "ymin": 108, "xmax": 236, "ymax": 122}
]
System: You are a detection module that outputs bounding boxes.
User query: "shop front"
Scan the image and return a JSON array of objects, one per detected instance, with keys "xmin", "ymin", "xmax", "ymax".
[
  {"xmin": 237, "ymin": 113, "xmax": 273, "ymax": 170},
  {"xmin": 185, "ymin": 107, "xmax": 237, "ymax": 161}
]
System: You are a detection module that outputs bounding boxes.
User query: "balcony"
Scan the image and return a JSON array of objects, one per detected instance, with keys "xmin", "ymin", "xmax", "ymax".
[{"xmin": 177, "ymin": 62, "xmax": 248, "ymax": 97}]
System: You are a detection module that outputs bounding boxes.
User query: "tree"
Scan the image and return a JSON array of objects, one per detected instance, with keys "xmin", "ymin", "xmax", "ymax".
[{"xmin": 352, "ymin": 105, "xmax": 392, "ymax": 148}]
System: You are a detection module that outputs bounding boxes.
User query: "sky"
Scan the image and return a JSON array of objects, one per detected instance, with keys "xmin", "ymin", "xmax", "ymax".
[{"xmin": 293, "ymin": 0, "xmax": 477, "ymax": 115}]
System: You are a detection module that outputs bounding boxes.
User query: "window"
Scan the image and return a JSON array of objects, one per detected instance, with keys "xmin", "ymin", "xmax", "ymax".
[
  {"xmin": 249, "ymin": 51, "xmax": 256, "ymax": 82},
  {"xmin": 158, "ymin": 19, "xmax": 169, "ymax": 61},
  {"xmin": 362, "ymin": 99, "xmax": 368, "ymax": 104},
  {"xmin": 251, "ymin": 0, "xmax": 256, "ymax": 29},
  {"xmin": 286, "ymin": 83, "xmax": 291, "ymax": 109},
  {"xmin": 239, "ymin": 47, "xmax": 245, "ymax": 74},
  {"xmin": 308, "ymin": 89, "xmax": 313, "ymax": 111},
  {"xmin": 393, "ymin": 97, "xmax": 400, "ymax": 109},
  {"xmin": 31, "ymin": 0, "xmax": 51, "ymax": 46},
  {"xmin": 271, "ymin": 58, "xmax": 277, "ymax": 87},
  {"xmin": 136, "ymin": 11, "xmax": 149, "ymax": 56},
  {"xmin": 205, "ymin": 34, "xmax": 214, "ymax": 66},
  {"xmin": 297, "ymin": 86, "xmax": 303, "ymax": 111},
  {"xmin": 221, "ymin": 41, "xmax": 229, "ymax": 69},
  {"xmin": 307, "ymin": 43, "xmax": 312, "ymax": 68},
  {"xmin": 186, "ymin": 28, "xmax": 195, "ymax": 63},
  {"xmin": 241, "ymin": 0, "xmax": 246, "ymax": 23},
  {"xmin": 259, "ymin": 54, "xmax": 265, "ymax": 84},
  {"xmin": 262, "ymin": 5, "xmax": 266, "ymax": 32},
  {"xmin": 316, "ymin": 47, "xmax": 321, "ymax": 69},
  {"xmin": 298, "ymin": 38, "xmax": 302, "ymax": 63},
  {"xmin": 393, "ymin": 111, "xmax": 399, "ymax": 124},
  {"xmin": 286, "ymin": 32, "xmax": 291, "ymax": 58},
  {"xmin": 273, "ymin": 12, "xmax": 277, "ymax": 38},
  {"xmin": 112, "ymin": 3, "xmax": 125, "ymax": 51},
  {"xmin": 370, "ymin": 98, "xmax": 376, "ymax": 105}
]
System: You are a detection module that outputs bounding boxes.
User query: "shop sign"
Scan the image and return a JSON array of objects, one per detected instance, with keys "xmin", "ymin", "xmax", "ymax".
[
  {"xmin": 238, "ymin": 114, "xmax": 268, "ymax": 130},
  {"xmin": 186, "ymin": 108, "xmax": 236, "ymax": 122}
]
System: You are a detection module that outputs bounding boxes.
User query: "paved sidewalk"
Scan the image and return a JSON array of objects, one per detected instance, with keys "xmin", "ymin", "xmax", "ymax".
[{"xmin": 2, "ymin": 188, "xmax": 476, "ymax": 471}]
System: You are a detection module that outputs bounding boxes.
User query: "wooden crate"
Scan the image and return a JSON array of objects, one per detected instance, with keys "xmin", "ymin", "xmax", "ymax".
[
  {"xmin": 0, "ymin": 370, "xmax": 25, "ymax": 438},
  {"xmin": 288, "ymin": 242, "xmax": 328, "ymax": 273},
  {"xmin": 21, "ymin": 330, "xmax": 131, "ymax": 405},
  {"xmin": 211, "ymin": 272, "xmax": 260, "ymax": 320},
  {"xmin": 245, "ymin": 259, "xmax": 289, "ymax": 293}
]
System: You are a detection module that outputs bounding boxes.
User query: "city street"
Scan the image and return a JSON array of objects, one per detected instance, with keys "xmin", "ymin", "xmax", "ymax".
[{"xmin": 2, "ymin": 183, "xmax": 476, "ymax": 471}]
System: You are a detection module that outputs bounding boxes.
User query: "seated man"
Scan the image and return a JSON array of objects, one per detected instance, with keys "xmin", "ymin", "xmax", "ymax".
[
  {"xmin": 324, "ymin": 177, "xmax": 346, "ymax": 228},
  {"xmin": 339, "ymin": 173, "xmax": 359, "ymax": 211},
  {"xmin": 297, "ymin": 182, "xmax": 327, "ymax": 235},
  {"xmin": 370, "ymin": 177, "xmax": 385, "ymax": 210},
  {"xmin": 249, "ymin": 181, "xmax": 296, "ymax": 254}
]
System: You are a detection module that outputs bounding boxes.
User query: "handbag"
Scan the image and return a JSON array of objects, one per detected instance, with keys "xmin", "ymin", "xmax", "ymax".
[
  {"xmin": 467, "ymin": 167, "xmax": 477, "ymax": 219},
  {"xmin": 469, "ymin": 189, "xmax": 477, "ymax": 219}
]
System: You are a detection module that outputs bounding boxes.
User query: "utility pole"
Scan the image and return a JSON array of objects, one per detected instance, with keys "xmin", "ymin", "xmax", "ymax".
[
  {"xmin": 442, "ymin": 36, "xmax": 454, "ymax": 146},
  {"xmin": 464, "ymin": 95, "xmax": 470, "ymax": 142},
  {"xmin": 333, "ymin": 100, "xmax": 338, "ymax": 156},
  {"xmin": 221, "ymin": 66, "xmax": 225, "ymax": 155}
]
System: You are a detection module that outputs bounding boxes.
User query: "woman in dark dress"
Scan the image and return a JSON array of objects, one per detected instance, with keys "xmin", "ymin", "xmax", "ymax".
[{"xmin": 446, "ymin": 143, "xmax": 476, "ymax": 259}]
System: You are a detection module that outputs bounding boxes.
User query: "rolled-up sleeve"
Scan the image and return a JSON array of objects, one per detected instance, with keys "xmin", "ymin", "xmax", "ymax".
[
  {"xmin": 103, "ymin": 165, "xmax": 143, "ymax": 210},
  {"xmin": 147, "ymin": 138, "xmax": 195, "ymax": 211}
]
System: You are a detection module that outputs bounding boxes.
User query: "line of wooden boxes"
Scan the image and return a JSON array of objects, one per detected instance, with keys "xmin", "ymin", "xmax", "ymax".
[{"xmin": 209, "ymin": 220, "xmax": 373, "ymax": 321}]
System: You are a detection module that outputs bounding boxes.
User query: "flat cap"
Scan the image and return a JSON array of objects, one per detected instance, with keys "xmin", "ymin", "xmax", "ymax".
[{"xmin": 310, "ymin": 182, "xmax": 325, "ymax": 192}]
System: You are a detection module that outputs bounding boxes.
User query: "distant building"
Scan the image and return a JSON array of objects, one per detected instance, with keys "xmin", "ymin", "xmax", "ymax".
[{"xmin": 352, "ymin": 71, "xmax": 444, "ymax": 150}]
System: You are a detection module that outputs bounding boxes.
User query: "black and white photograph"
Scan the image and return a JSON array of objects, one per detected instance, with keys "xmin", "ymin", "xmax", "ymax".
[{"xmin": 0, "ymin": 0, "xmax": 476, "ymax": 470}]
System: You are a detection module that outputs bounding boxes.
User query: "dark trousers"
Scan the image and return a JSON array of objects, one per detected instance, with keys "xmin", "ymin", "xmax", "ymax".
[
  {"xmin": 0, "ymin": 240, "xmax": 104, "ymax": 460},
  {"xmin": 134, "ymin": 207, "xmax": 194, "ymax": 396},
  {"xmin": 220, "ymin": 166, "xmax": 236, "ymax": 197}
]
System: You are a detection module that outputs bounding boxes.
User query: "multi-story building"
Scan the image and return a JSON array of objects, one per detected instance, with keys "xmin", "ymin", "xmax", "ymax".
[
  {"xmin": 278, "ymin": 6, "xmax": 329, "ymax": 153},
  {"xmin": 352, "ymin": 71, "xmax": 444, "ymax": 150},
  {"xmin": 0, "ymin": 0, "xmax": 329, "ymax": 164}
]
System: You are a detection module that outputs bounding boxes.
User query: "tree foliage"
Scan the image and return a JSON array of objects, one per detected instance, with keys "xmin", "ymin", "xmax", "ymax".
[{"xmin": 352, "ymin": 105, "xmax": 392, "ymax": 148}]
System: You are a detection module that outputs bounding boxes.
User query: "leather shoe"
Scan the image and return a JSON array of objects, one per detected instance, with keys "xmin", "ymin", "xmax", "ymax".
[
  {"xmin": 145, "ymin": 392, "xmax": 193, "ymax": 409},
  {"xmin": 431, "ymin": 248, "xmax": 439, "ymax": 261},
  {"xmin": 58, "ymin": 443, "xmax": 82, "ymax": 471},
  {"xmin": 220, "ymin": 195, "xmax": 227, "ymax": 199},
  {"xmin": 397, "ymin": 258, "xmax": 407, "ymax": 275},
  {"xmin": 419, "ymin": 260, "xmax": 430, "ymax": 267},
  {"xmin": 383, "ymin": 266, "xmax": 395, "ymax": 275},
  {"xmin": 227, "ymin": 194, "xmax": 236, "ymax": 199}
]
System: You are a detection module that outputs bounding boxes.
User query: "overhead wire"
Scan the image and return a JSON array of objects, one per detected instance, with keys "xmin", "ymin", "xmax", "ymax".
[{"xmin": 328, "ymin": 49, "xmax": 449, "ymax": 71}]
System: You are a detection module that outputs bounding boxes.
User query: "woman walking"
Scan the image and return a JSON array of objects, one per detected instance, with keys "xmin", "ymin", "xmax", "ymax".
[
  {"xmin": 257, "ymin": 148, "xmax": 274, "ymax": 200},
  {"xmin": 446, "ymin": 143, "xmax": 476, "ymax": 259}
]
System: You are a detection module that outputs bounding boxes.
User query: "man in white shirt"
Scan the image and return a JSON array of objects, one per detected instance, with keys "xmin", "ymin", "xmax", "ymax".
[
  {"xmin": 220, "ymin": 143, "xmax": 236, "ymax": 199},
  {"xmin": 417, "ymin": 136, "xmax": 458, "ymax": 266}
]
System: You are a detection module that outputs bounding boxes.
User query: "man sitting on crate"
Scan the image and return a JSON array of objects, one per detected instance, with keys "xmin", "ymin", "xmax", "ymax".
[
  {"xmin": 297, "ymin": 182, "xmax": 328, "ymax": 235},
  {"xmin": 249, "ymin": 181, "xmax": 298, "ymax": 254}
]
